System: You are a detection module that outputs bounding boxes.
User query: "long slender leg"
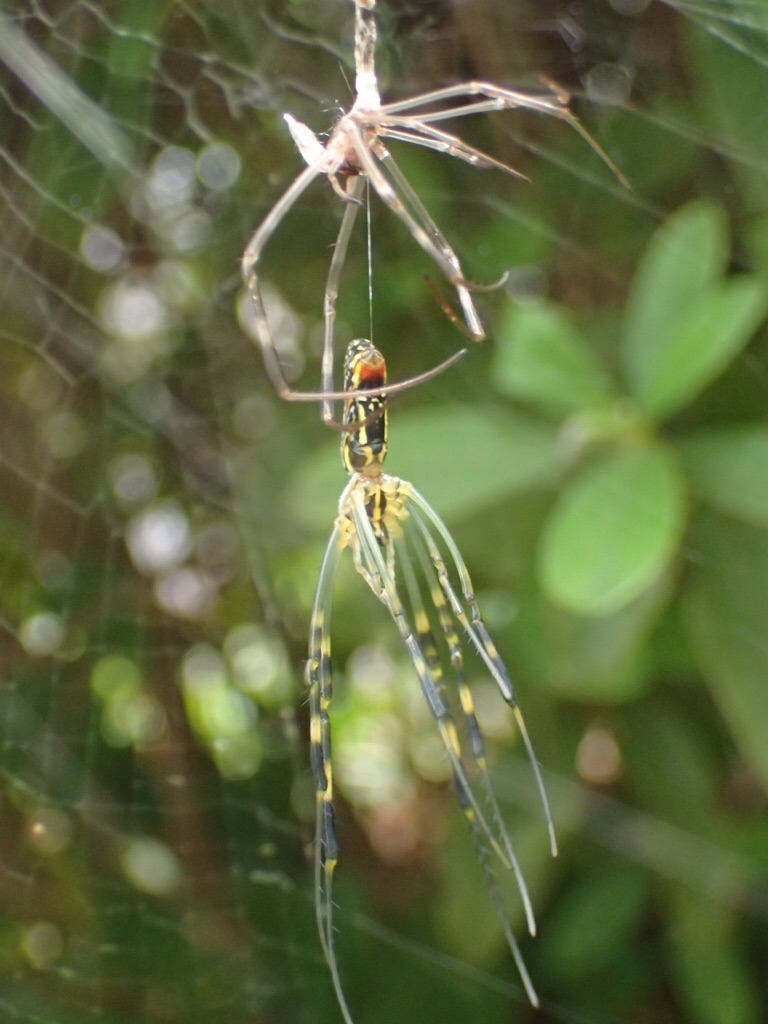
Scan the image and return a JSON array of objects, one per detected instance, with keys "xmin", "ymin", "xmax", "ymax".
[
  {"xmin": 461, "ymin": 810, "xmax": 541, "ymax": 1007},
  {"xmin": 376, "ymin": 140, "xmax": 511, "ymax": 272},
  {"xmin": 401, "ymin": 526, "xmax": 537, "ymax": 936},
  {"xmin": 380, "ymin": 83, "xmax": 569, "ymax": 117},
  {"xmin": 376, "ymin": 145, "xmax": 510, "ymax": 301},
  {"xmin": 348, "ymin": 125, "xmax": 487, "ymax": 340},
  {"xmin": 376, "ymin": 143, "xmax": 509, "ymax": 333},
  {"xmin": 241, "ymin": 160, "xmax": 324, "ymax": 398},
  {"xmin": 305, "ymin": 525, "xmax": 356, "ymax": 1024},
  {"xmin": 379, "ymin": 122, "xmax": 527, "ymax": 179},
  {"xmin": 365, "ymin": 513, "xmax": 540, "ymax": 1005},
  {"xmin": 383, "ymin": 99, "xmax": 526, "ymax": 123},
  {"xmin": 405, "ymin": 486, "xmax": 557, "ymax": 858},
  {"xmin": 395, "ymin": 535, "xmax": 443, "ymax": 681},
  {"xmin": 242, "ymin": 157, "xmax": 465, "ymax": 411},
  {"xmin": 321, "ymin": 175, "xmax": 364, "ymax": 426},
  {"xmin": 379, "ymin": 82, "xmax": 629, "ymax": 187},
  {"xmin": 348, "ymin": 489, "xmax": 511, "ymax": 870}
]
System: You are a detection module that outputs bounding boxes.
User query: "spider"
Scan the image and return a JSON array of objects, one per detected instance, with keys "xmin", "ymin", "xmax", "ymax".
[
  {"xmin": 306, "ymin": 337, "xmax": 557, "ymax": 1021},
  {"xmin": 242, "ymin": 0, "xmax": 627, "ymax": 427}
]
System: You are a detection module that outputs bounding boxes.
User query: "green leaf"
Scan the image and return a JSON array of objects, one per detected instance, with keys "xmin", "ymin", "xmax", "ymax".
[
  {"xmin": 539, "ymin": 444, "xmax": 687, "ymax": 616},
  {"xmin": 510, "ymin": 575, "xmax": 669, "ymax": 701},
  {"xmin": 686, "ymin": 23, "xmax": 768, "ymax": 213},
  {"xmin": 620, "ymin": 705, "xmax": 719, "ymax": 827},
  {"xmin": 285, "ymin": 406, "xmax": 563, "ymax": 533},
  {"xmin": 683, "ymin": 513, "xmax": 768, "ymax": 792},
  {"xmin": 541, "ymin": 865, "xmax": 650, "ymax": 981},
  {"xmin": 627, "ymin": 276, "xmax": 767, "ymax": 419},
  {"xmin": 679, "ymin": 426, "xmax": 768, "ymax": 527},
  {"xmin": 669, "ymin": 892, "xmax": 758, "ymax": 1024},
  {"xmin": 622, "ymin": 200, "xmax": 728, "ymax": 382},
  {"xmin": 621, "ymin": 200, "xmax": 768, "ymax": 418},
  {"xmin": 492, "ymin": 299, "xmax": 614, "ymax": 415}
]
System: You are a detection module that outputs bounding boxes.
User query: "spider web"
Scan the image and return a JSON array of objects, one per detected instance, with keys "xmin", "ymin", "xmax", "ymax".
[{"xmin": 1, "ymin": 1, "xmax": 768, "ymax": 1023}]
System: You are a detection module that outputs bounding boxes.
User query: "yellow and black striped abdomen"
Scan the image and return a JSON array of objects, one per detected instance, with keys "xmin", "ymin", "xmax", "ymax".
[{"xmin": 341, "ymin": 339, "xmax": 387, "ymax": 476}]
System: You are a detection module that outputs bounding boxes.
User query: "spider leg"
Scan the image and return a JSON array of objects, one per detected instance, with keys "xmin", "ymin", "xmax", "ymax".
[
  {"xmin": 348, "ymin": 488, "xmax": 513, "ymax": 871},
  {"xmin": 401, "ymin": 525, "xmax": 537, "ymax": 937},
  {"xmin": 396, "ymin": 534, "xmax": 443, "ymax": 677},
  {"xmin": 422, "ymin": 275, "xmax": 484, "ymax": 341},
  {"xmin": 381, "ymin": 86, "xmax": 566, "ymax": 118},
  {"xmin": 377, "ymin": 140, "xmax": 509, "ymax": 299},
  {"xmin": 241, "ymin": 158, "xmax": 325, "ymax": 398},
  {"xmin": 320, "ymin": 175, "xmax": 364, "ymax": 427},
  {"xmin": 395, "ymin": 557, "xmax": 542, "ymax": 1011},
  {"xmin": 392, "ymin": 99, "xmax": 527, "ymax": 123},
  {"xmin": 379, "ymin": 121, "xmax": 528, "ymax": 180},
  {"xmin": 460, "ymin": 812, "xmax": 541, "ymax": 1007},
  {"xmin": 360, "ymin": 499, "xmax": 540, "ymax": 1005},
  {"xmin": 242, "ymin": 153, "xmax": 465, "ymax": 411},
  {"xmin": 381, "ymin": 82, "xmax": 628, "ymax": 188},
  {"xmin": 296, "ymin": 347, "xmax": 468, "ymax": 416},
  {"xmin": 329, "ymin": 173, "xmax": 359, "ymax": 204},
  {"xmin": 347, "ymin": 123, "xmax": 489, "ymax": 340},
  {"xmin": 405, "ymin": 485, "xmax": 557, "ymax": 859},
  {"xmin": 306, "ymin": 523, "xmax": 356, "ymax": 1024}
]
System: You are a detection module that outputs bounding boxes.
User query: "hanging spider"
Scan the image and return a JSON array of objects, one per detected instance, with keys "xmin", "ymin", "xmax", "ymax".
[
  {"xmin": 306, "ymin": 338, "xmax": 557, "ymax": 1021},
  {"xmin": 242, "ymin": 0, "xmax": 627, "ymax": 426}
]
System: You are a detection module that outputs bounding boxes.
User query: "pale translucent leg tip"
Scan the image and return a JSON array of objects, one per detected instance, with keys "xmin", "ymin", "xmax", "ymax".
[{"xmin": 548, "ymin": 823, "xmax": 558, "ymax": 858}]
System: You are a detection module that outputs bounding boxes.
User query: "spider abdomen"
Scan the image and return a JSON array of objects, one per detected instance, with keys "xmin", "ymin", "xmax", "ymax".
[{"xmin": 341, "ymin": 339, "xmax": 388, "ymax": 475}]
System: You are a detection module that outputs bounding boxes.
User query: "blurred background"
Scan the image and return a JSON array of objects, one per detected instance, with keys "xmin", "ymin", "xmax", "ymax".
[{"xmin": 1, "ymin": 1, "xmax": 767, "ymax": 1022}]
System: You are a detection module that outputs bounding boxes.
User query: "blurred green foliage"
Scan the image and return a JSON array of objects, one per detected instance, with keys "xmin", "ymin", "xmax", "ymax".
[{"xmin": 0, "ymin": 2, "xmax": 767, "ymax": 1024}]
